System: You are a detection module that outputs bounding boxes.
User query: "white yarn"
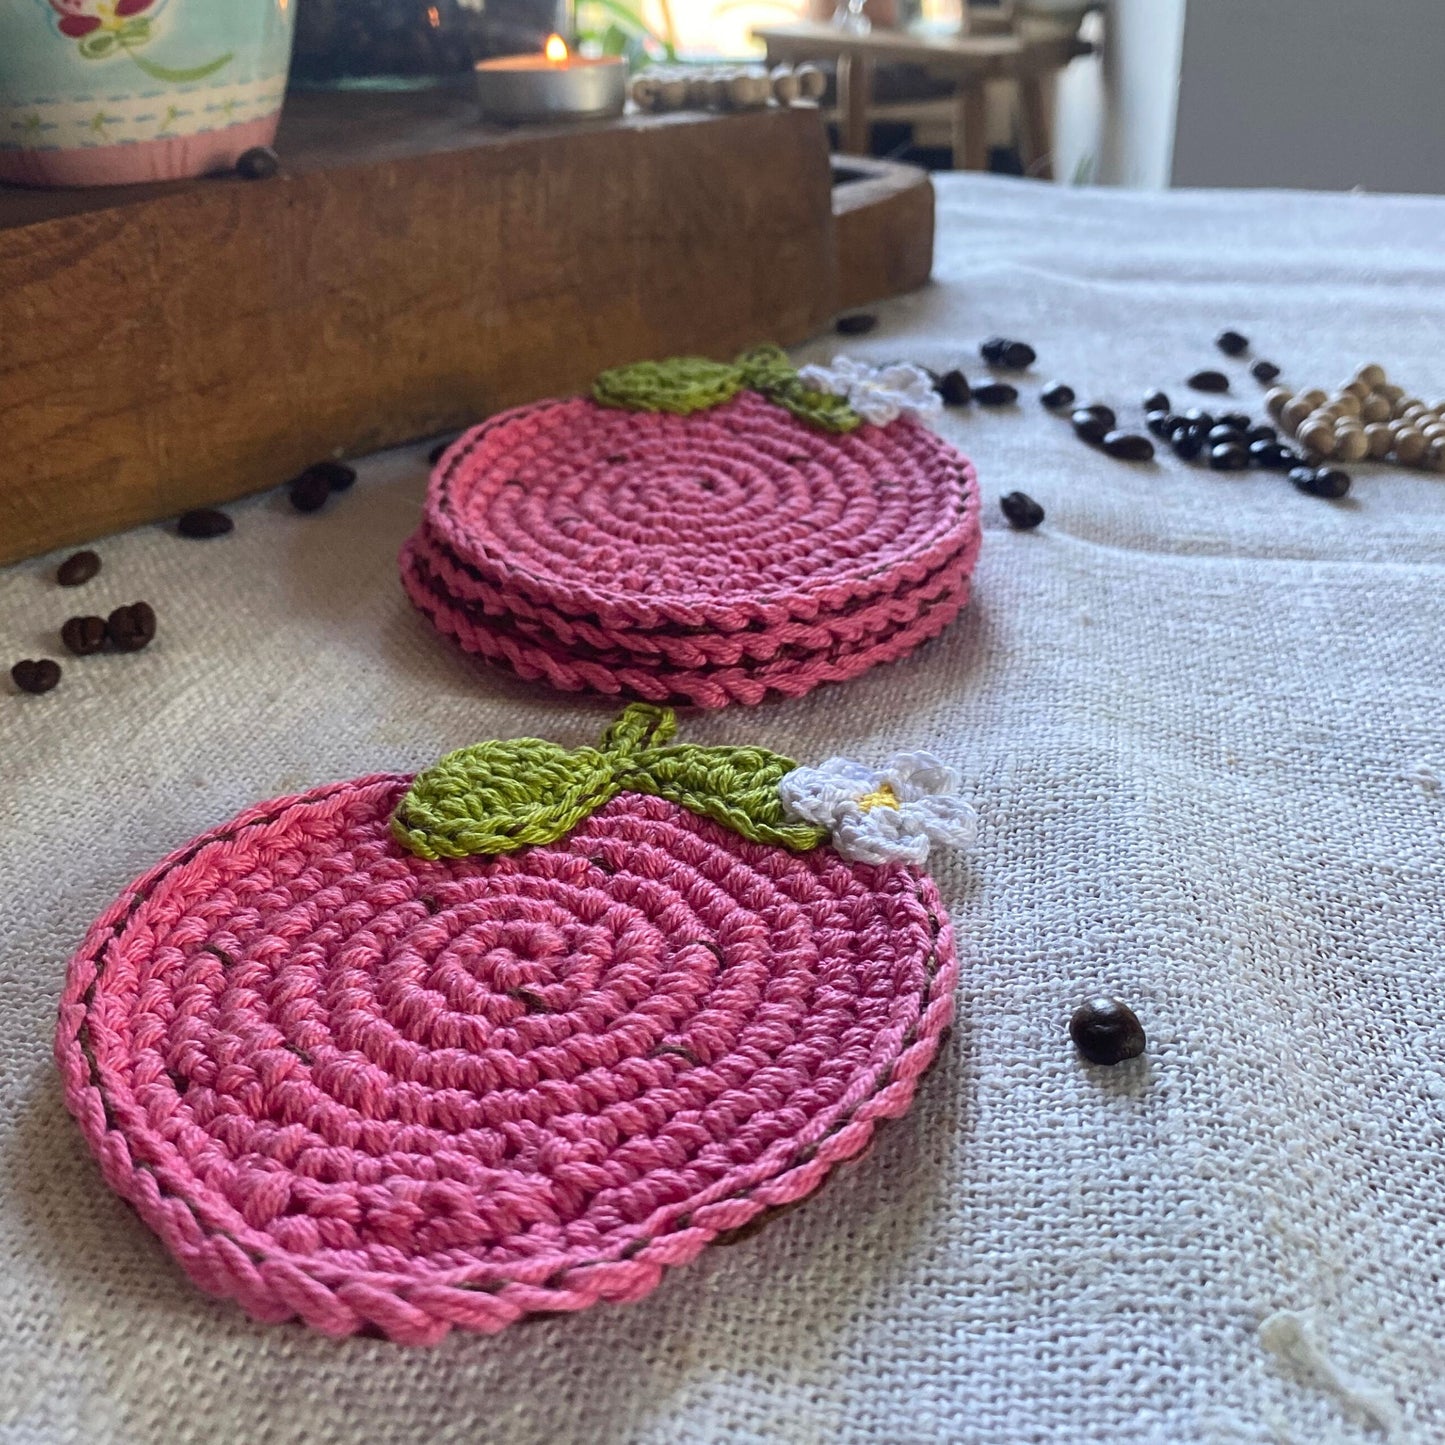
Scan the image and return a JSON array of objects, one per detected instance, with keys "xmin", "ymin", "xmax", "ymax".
[{"xmin": 796, "ymin": 356, "xmax": 942, "ymax": 426}]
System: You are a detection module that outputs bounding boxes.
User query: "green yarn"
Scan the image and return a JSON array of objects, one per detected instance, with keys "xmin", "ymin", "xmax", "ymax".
[
  {"xmin": 592, "ymin": 345, "xmax": 862, "ymax": 433},
  {"xmin": 392, "ymin": 703, "xmax": 828, "ymax": 861}
]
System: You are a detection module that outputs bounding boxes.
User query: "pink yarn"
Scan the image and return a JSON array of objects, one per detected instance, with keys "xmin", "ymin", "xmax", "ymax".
[
  {"xmin": 401, "ymin": 391, "xmax": 981, "ymax": 707},
  {"xmin": 56, "ymin": 779, "xmax": 957, "ymax": 1343}
]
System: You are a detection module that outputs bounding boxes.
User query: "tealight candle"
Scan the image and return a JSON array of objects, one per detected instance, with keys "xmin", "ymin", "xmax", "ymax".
[{"xmin": 475, "ymin": 34, "xmax": 627, "ymax": 124}]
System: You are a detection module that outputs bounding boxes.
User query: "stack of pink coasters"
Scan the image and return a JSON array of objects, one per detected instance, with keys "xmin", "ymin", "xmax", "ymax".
[{"xmin": 401, "ymin": 380, "xmax": 981, "ymax": 708}]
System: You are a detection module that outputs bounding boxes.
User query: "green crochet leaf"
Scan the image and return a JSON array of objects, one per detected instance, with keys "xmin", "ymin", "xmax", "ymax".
[
  {"xmin": 591, "ymin": 357, "xmax": 745, "ymax": 415},
  {"xmin": 591, "ymin": 345, "xmax": 861, "ymax": 432},
  {"xmin": 391, "ymin": 704, "xmax": 828, "ymax": 860}
]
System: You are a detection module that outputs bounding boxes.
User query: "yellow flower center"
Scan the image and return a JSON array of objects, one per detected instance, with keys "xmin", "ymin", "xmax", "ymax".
[
  {"xmin": 855, "ymin": 784, "xmax": 899, "ymax": 813},
  {"xmin": 97, "ymin": 3, "xmax": 124, "ymax": 31}
]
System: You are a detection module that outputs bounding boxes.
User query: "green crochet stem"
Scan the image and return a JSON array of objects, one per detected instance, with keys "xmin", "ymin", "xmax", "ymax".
[
  {"xmin": 592, "ymin": 344, "xmax": 861, "ymax": 433},
  {"xmin": 392, "ymin": 703, "xmax": 828, "ymax": 861}
]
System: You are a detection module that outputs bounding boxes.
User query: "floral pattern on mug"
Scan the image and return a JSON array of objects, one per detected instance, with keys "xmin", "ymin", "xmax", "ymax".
[{"xmin": 43, "ymin": 0, "xmax": 232, "ymax": 81}]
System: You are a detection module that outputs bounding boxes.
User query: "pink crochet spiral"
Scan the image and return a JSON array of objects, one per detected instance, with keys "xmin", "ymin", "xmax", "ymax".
[
  {"xmin": 56, "ymin": 778, "xmax": 957, "ymax": 1343},
  {"xmin": 402, "ymin": 391, "xmax": 980, "ymax": 707}
]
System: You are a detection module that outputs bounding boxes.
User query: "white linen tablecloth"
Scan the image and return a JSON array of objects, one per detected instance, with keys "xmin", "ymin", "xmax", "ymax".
[{"xmin": 4, "ymin": 174, "xmax": 1445, "ymax": 1444}]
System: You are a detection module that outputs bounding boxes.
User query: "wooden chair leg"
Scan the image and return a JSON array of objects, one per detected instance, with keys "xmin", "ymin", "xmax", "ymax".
[
  {"xmin": 1017, "ymin": 71, "xmax": 1053, "ymax": 179},
  {"xmin": 837, "ymin": 54, "xmax": 874, "ymax": 156},
  {"xmin": 953, "ymin": 83, "xmax": 989, "ymax": 171}
]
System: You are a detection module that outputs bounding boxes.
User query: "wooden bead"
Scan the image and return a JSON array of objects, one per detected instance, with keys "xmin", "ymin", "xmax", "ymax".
[
  {"xmin": 1298, "ymin": 388, "xmax": 1327, "ymax": 410},
  {"xmin": 1395, "ymin": 427, "xmax": 1427, "ymax": 464},
  {"xmin": 1341, "ymin": 379, "xmax": 1371, "ymax": 401},
  {"xmin": 1300, "ymin": 421, "xmax": 1336, "ymax": 456},
  {"xmin": 770, "ymin": 65, "xmax": 801, "ymax": 104},
  {"xmin": 1332, "ymin": 391, "xmax": 1362, "ymax": 417},
  {"xmin": 1365, "ymin": 422, "xmax": 1394, "ymax": 458},
  {"xmin": 1428, "ymin": 442, "xmax": 1445, "ymax": 473},
  {"xmin": 726, "ymin": 73, "xmax": 771, "ymax": 109},
  {"xmin": 1334, "ymin": 427, "xmax": 1368, "ymax": 462},
  {"xmin": 1396, "ymin": 396, "xmax": 1424, "ymax": 419},
  {"xmin": 657, "ymin": 76, "xmax": 688, "ymax": 110},
  {"xmin": 1422, "ymin": 422, "xmax": 1445, "ymax": 443},
  {"xmin": 1361, "ymin": 394, "xmax": 1392, "ymax": 424},
  {"xmin": 795, "ymin": 64, "xmax": 827, "ymax": 101},
  {"xmin": 1265, "ymin": 386, "xmax": 1293, "ymax": 418},
  {"xmin": 630, "ymin": 75, "xmax": 661, "ymax": 110},
  {"xmin": 1356, "ymin": 363, "xmax": 1387, "ymax": 389},
  {"xmin": 1377, "ymin": 382, "xmax": 1404, "ymax": 404},
  {"xmin": 1281, "ymin": 397, "xmax": 1313, "ymax": 433}
]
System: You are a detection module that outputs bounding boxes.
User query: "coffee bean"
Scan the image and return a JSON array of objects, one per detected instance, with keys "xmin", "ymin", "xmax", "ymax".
[
  {"xmin": 1103, "ymin": 431, "xmax": 1155, "ymax": 462},
  {"xmin": 1251, "ymin": 360, "xmax": 1281, "ymax": 384},
  {"xmin": 1249, "ymin": 439, "xmax": 1292, "ymax": 470},
  {"xmin": 835, "ymin": 313, "xmax": 877, "ymax": 335},
  {"xmin": 312, "ymin": 459, "xmax": 357, "ymax": 491},
  {"xmin": 428, "ymin": 440, "xmax": 451, "ymax": 466},
  {"xmin": 1000, "ymin": 491, "xmax": 1044, "ymax": 529},
  {"xmin": 1189, "ymin": 370, "xmax": 1230, "ymax": 393},
  {"xmin": 1172, "ymin": 429, "xmax": 1206, "ymax": 461},
  {"xmin": 1218, "ymin": 411, "xmax": 1252, "ymax": 433},
  {"xmin": 938, "ymin": 369, "xmax": 972, "ymax": 407},
  {"xmin": 177, "ymin": 507, "xmax": 233, "ymax": 539},
  {"xmin": 1294, "ymin": 467, "xmax": 1351, "ymax": 499},
  {"xmin": 980, "ymin": 336, "xmax": 1008, "ymax": 364},
  {"xmin": 61, "ymin": 615, "xmax": 107, "ymax": 656},
  {"xmin": 1143, "ymin": 390, "xmax": 1170, "ymax": 414},
  {"xmin": 1209, "ymin": 443, "xmax": 1250, "ymax": 472},
  {"xmin": 11, "ymin": 658, "xmax": 61, "ymax": 695},
  {"xmin": 1146, "ymin": 411, "xmax": 1176, "ymax": 439},
  {"xmin": 288, "ymin": 468, "xmax": 332, "ymax": 513},
  {"xmin": 1245, "ymin": 425, "xmax": 1277, "ymax": 445},
  {"xmin": 974, "ymin": 382, "xmax": 1018, "ymax": 406},
  {"xmin": 1001, "ymin": 340, "xmax": 1036, "ymax": 370},
  {"xmin": 1180, "ymin": 407, "xmax": 1214, "ymax": 428},
  {"xmin": 1072, "ymin": 411, "xmax": 1109, "ymax": 445},
  {"xmin": 236, "ymin": 145, "xmax": 279, "ymax": 180},
  {"xmin": 107, "ymin": 601, "xmax": 157, "ymax": 653},
  {"xmin": 1215, "ymin": 329, "xmax": 1249, "ymax": 356},
  {"xmin": 1207, "ymin": 425, "xmax": 1246, "ymax": 448},
  {"xmin": 1070, "ymin": 997, "xmax": 1146, "ymax": 1065},
  {"xmin": 1080, "ymin": 403, "xmax": 1116, "ymax": 430},
  {"xmin": 56, "ymin": 550, "xmax": 100, "ymax": 587},
  {"xmin": 1040, "ymin": 381, "xmax": 1076, "ymax": 410}
]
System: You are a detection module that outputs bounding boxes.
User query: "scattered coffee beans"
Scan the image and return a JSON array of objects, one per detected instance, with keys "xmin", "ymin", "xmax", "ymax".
[
  {"xmin": 1000, "ymin": 491, "xmax": 1045, "ymax": 530},
  {"xmin": 1292, "ymin": 466, "xmax": 1351, "ymax": 499},
  {"xmin": 1251, "ymin": 360, "xmax": 1281, "ymax": 384},
  {"xmin": 1209, "ymin": 443, "xmax": 1250, "ymax": 471},
  {"xmin": 1207, "ymin": 425, "xmax": 1246, "ymax": 448},
  {"xmin": 1072, "ymin": 410, "xmax": 1109, "ymax": 446},
  {"xmin": 1146, "ymin": 411, "xmax": 1175, "ymax": 439},
  {"xmin": 1069, "ymin": 997, "xmax": 1147, "ymax": 1065},
  {"xmin": 236, "ymin": 146, "xmax": 279, "ymax": 180},
  {"xmin": 56, "ymin": 549, "xmax": 100, "ymax": 587},
  {"xmin": 974, "ymin": 382, "xmax": 1018, "ymax": 406},
  {"xmin": 61, "ymin": 615, "xmax": 107, "ymax": 656},
  {"xmin": 11, "ymin": 658, "xmax": 61, "ymax": 694},
  {"xmin": 107, "ymin": 601, "xmax": 157, "ymax": 652},
  {"xmin": 1249, "ymin": 439, "xmax": 1293, "ymax": 470},
  {"xmin": 1040, "ymin": 381, "xmax": 1076, "ymax": 410},
  {"xmin": 1143, "ymin": 390, "xmax": 1170, "ymax": 414},
  {"xmin": 835, "ymin": 313, "xmax": 877, "ymax": 336},
  {"xmin": 311, "ymin": 459, "xmax": 357, "ymax": 491},
  {"xmin": 1103, "ymin": 431, "xmax": 1155, "ymax": 462},
  {"xmin": 1215, "ymin": 329, "xmax": 1249, "ymax": 357},
  {"xmin": 1173, "ymin": 429, "xmax": 1206, "ymax": 461},
  {"xmin": 177, "ymin": 507, "xmax": 234, "ymax": 539},
  {"xmin": 1080, "ymin": 403, "xmax": 1117, "ymax": 430},
  {"xmin": 1218, "ymin": 411, "xmax": 1252, "ymax": 433},
  {"xmin": 288, "ymin": 467, "xmax": 333, "ymax": 513},
  {"xmin": 1189, "ymin": 370, "xmax": 1230, "ymax": 393},
  {"xmin": 981, "ymin": 337, "xmax": 1035, "ymax": 370},
  {"xmin": 938, "ymin": 369, "xmax": 972, "ymax": 407}
]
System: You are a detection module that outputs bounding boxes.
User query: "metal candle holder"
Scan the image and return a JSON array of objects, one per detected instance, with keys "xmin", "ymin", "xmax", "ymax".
[{"xmin": 475, "ymin": 44, "xmax": 626, "ymax": 124}]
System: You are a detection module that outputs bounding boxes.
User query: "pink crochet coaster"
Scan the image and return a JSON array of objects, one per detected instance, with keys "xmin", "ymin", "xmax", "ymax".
[
  {"xmin": 56, "ymin": 706, "xmax": 964, "ymax": 1343},
  {"xmin": 401, "ymin": 356, "xmax": 980, "ymax": 708}
]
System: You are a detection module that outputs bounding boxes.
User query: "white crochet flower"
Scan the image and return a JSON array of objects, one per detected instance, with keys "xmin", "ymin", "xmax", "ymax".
[
  {"xmin": 796, "ymin": 356, "xmax": 943, "ymax": 427},
  {"xmin": 778, "ymin": 752, "xmax": 977, "ymax": 866}
]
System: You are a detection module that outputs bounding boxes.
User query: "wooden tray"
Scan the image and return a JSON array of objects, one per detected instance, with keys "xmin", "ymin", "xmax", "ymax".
[{"xmin": 0, "ymin": 92, "xmax": 932, "ymax": 564}]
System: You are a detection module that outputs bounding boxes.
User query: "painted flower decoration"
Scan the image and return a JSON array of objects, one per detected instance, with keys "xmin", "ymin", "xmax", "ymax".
[
  {"xmin": 49, "ymin": 0, "xmax": 156, "ymax": 41},
  {"xmin": 778, "ymin": 752, "xmax": 977, "ymax": 866},
  {"xmin": 795, "ymin": 357, "xmax": 942, "ymax": 427}
]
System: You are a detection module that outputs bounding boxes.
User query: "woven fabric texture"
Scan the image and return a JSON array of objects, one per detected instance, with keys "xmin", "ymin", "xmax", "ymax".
[
  {"xmin": 4, "ymin": 174, "xmax": 1445, "ymax": 1441},
  {"xmin": 401, "ymin": 388, "xmax": 980, "ymax": 706}
]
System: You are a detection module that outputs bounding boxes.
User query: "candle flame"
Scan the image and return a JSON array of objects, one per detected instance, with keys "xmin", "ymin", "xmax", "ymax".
[{"xmin": 544, "ymin": 33, "xmax": 568, "ymax": 63}]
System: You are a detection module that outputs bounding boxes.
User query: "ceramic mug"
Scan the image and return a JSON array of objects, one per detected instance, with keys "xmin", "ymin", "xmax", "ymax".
[{"xmin": 0, "ymin": 0, "xmax": 296, "ymax": 187}]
